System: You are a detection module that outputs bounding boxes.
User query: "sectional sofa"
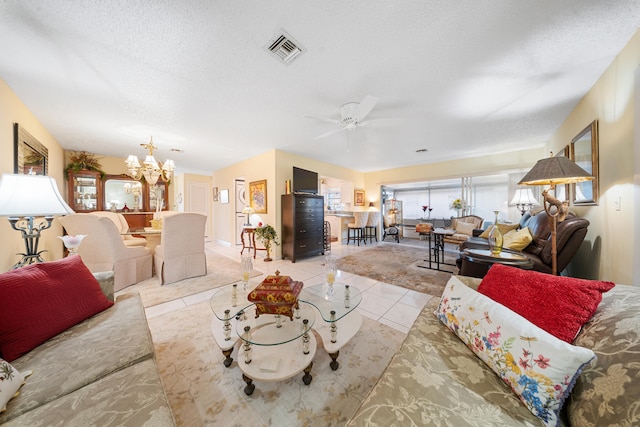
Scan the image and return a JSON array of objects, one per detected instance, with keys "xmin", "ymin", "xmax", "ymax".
[
  {"xmin": 0, "ymin": 256, "xmax": 175, "ymax": 426},
  {"xmin": 347, "ymin": 268, "xmax": 640, "ymax": 426}
]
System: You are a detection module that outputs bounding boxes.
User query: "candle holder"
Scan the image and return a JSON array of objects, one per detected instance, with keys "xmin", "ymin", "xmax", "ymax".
[{"xmin": 58, "ymin": 234, "xmax": 87, "ymax": 255}]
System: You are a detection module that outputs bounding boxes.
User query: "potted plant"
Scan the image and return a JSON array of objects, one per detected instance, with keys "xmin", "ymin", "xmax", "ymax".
[{"xmin": 255, "ymin": 224, "xmax": 279, "ymax": 262}]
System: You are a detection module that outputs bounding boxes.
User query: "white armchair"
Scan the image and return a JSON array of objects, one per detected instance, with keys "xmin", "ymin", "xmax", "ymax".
[
  {"xmin": 58, "ymin": 214, "xmax": 153, "ymax": 291},
  {"xmin": 154, "ymin": 213, "xmax": 207, "ymax": 285},
  {"xmin": 90, "ymin": 211, "xmax": 147, "ymax": 247}
]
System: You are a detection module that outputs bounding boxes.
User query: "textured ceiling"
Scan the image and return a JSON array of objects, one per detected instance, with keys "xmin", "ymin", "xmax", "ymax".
[{"xmin": 1, "ymin": 1, "xmax": 639, "ymax": 174}]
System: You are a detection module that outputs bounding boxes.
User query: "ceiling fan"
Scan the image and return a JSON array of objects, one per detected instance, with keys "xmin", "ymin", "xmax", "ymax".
[{"xmin": 305, "ymin": 95, "xmax": 380, "ymax": 140}]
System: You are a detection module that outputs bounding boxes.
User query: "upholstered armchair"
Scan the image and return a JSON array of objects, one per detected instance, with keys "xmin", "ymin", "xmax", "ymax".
[
  {"xmin": 443, "ymin": 215, "xmax": 484, "ymax": 248},
  {"xmin": 154, "ymin": 212, "xmax": 207, "ymax": 285},
  {"xmin": 58, "ymin": 214, "xmax": 153, "ymax": 291},
  {"xmin": 90, "ymin": 211, "xmax": 147, "ymax": 247}
]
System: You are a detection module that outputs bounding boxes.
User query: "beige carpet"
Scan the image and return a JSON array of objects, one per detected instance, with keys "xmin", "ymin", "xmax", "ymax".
[
  {"xmin": 336, "ymin": 243, "xmax": 456, "ymax": 296},
  {"xmin": 147, "ymin": 300, "xmax": 404, "ymax": 426},
  {"xmin": 119, "ymin": 250, "xmax": 263, "ymax": 307}
]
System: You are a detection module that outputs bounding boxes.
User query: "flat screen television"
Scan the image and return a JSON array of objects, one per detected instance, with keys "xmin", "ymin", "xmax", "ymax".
[{"xmin": 292, "ymin": 166, "xmax": 318, "ymax": 194}]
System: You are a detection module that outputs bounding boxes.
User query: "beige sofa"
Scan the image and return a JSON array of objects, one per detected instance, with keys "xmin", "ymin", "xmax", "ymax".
[
  {"xmin": 0, "ymin": 272, "xmax": 176, "ymax": 426},
  {"xmin": 347, "ymin": 276, "xmax": 640, "ymax": 426}
]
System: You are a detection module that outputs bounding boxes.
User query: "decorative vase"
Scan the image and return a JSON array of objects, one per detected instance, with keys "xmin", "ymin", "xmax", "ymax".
[{"xmin": 488, "ymin": 210, "xmax": 503, "ymax": 255}]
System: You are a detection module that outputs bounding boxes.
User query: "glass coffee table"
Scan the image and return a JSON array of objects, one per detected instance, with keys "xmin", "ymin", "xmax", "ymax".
[
  {"xmin": 209, "ymin": 281, "xmax": 362, "ymax": 395},
  {"xmin": 460, "ymin": 248, "xmax": 534, "ymax": 278}
]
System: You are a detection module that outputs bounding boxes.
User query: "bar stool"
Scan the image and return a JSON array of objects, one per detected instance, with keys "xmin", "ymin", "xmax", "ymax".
[
  {"xmin": 364, "ymin": 212, "xmax": 379, "ymax": 243},
  {"xmin": 347, "ymin": 211, "xmax": 369, "ymax": 246}
]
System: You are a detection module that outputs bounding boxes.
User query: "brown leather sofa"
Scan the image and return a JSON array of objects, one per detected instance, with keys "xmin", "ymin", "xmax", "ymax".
[{"xmin": 460, "ymin": 210, "xmax": 589, "ymax": 275}]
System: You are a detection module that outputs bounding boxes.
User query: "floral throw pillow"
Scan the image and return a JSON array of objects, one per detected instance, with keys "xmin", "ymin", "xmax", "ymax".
[
  {"xmin": 1, "ymin": 358, "xmax": 30, "ymax": 412},
  {"xmin": 435, "ymin": 276, "xmax": 596, "ymax": 427}
]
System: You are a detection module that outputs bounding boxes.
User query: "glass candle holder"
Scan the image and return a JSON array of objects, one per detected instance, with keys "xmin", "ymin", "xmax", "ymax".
[{"xmin": 58, "ymin": 234, "xmax": 87, "ymax": 255}]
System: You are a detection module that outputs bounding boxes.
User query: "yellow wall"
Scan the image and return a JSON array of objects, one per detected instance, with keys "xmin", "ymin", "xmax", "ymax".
[
  {"xmin": 546, "ymin": 29, "xmax": 640, "ymax": 285},
  {"xmin": 212, "ymin": 149, "xmax": 364, "ymax": 258},
  {"xmin": 0, "ymin": 79, "xmax": 66, "ymax": 271}
]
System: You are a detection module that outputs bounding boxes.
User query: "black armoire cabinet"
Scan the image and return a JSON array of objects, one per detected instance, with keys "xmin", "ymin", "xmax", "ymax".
[{"xmin": 281, "ymin": 194, "xmax": 325, "ymax": 262}]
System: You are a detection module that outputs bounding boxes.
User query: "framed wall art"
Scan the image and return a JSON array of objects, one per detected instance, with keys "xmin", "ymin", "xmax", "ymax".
[
  {"xmin": 570, "ymin": 120, "xmax": 599, "ymax": 205},
  {"xmin": 212, "ymin": 186, "xmax": 219, "ymax": 202},
  {"xmin": 354, "ymin": 189, "xmax": 365, "ymax": 207},
  {"xmin": 219, "ymin": 189, "xmax": 229, "ymax": 204},
  {"xmin": 14, "ymin": 123, "xmax": 48, "ymax": 175},
  {"xmin": 249, "ymin": 179, "xmax": 267, "ymax": 213}
]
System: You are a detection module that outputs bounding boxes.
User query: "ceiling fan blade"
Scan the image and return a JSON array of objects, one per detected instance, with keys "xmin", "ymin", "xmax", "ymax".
[
  {"xmin": 304, "ymin": 114, "xmax": 340, "ymax": 124},
  {"xmin": 314, "ymin": 125, "xmax": 348, "ymax": 140},
  {"xmin": 358, "ymin": 117, "xmax": 405, "ymax": 127},
  {"xmin": 355, "ymin": 95, "xmax": 378, "ymax": 121}
]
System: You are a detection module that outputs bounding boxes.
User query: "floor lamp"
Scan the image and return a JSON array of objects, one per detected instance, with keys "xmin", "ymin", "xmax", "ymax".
[
  {"xmin": 518, "ymin": 156, "xmax": 593, "ymax": 275},
  {"xmin": 0, "ymin": 174, "xmax": 75, "ymax": 269}
]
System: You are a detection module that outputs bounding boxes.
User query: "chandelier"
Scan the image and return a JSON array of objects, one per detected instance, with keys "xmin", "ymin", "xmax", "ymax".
[{"xmin": 125, "ymin": 137, "xmax": 175, "ymax": 185}]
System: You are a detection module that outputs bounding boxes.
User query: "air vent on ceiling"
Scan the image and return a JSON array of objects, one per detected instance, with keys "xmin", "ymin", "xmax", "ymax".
[{"xmin": 265, "ymin": 29, "xmax": 305, "ymax": 65}]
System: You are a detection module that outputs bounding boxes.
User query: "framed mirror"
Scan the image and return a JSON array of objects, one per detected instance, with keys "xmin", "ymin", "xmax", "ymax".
[
  {"xmin": 103, "ymin": 175, "xmax": 145, "ymax": 212},
  {"xmin": 13, "ymin": 123, "xmax": 48, "ymax": 175},
  {"xmin": 570, "ymin": 120, "xmax": 599, "ymax": 205}
]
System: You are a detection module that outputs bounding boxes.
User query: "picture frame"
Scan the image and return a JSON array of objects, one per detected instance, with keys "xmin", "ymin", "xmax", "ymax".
[
  {"xmin": 220, "ymin": 189, "xmax": 229, "ymax": 204},
  {"xmin": 212, "ymin": 186, "xmax": 219, "ymax": 202},
  {"xmin": 249, "ymin": 179, "xmax": 267, "ymax": 213},
  {"xmin": 570, "ymin": 120, "xmax": 599, "ymax": 205},
  {"xmin": 14, "ymin": 123, "xmax": 48, "ymax": 175},
  {"xmin": 354, "ymin": 189, "xmax": 365, "ymax": 207}
]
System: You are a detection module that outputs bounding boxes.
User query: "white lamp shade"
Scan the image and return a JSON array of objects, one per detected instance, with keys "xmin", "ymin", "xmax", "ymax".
[
  {"xmin": 0, "ymin": 174, "xmax": 74, "ymax": 217},
  {"xmin": 242, "ymin": 206, "xmax": 255, "ymax": 214},
  {"xmin": 510, "ymin": 188, "xmax": 539, "ymax": 206}
]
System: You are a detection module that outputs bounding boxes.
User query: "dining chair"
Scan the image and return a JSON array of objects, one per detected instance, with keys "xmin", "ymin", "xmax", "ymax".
[
  {"xmin": 58, "ymin": 214, "xmax": 153, "ymax": 291},
  {"xmin": 154, "ymin": 212, "xmax": 207, "ymax": 285}
]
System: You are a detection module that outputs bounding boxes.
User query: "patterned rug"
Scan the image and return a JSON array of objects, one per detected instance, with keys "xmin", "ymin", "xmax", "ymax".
[
  {"xmin": 119, "ymin": 250, "xmax": 263, "ymax": 307},
  {"xmin": 336, "ymin": 243, "xmax": 457, "ymax": 296},
  {"xmin": 147, "ymin": 300, "xmax": 404, "ymax": 426}
]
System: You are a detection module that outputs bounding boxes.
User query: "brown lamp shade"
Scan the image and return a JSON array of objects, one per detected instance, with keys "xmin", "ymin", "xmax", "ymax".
[{"xmin": 518, "ymin": 156, "xmax": 593, "ymax": 186}]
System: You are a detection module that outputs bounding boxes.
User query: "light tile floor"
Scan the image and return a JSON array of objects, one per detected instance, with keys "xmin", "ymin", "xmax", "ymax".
[{"xmin": 144, "ymin": 240, "xmax": 435, "ymax": 334}]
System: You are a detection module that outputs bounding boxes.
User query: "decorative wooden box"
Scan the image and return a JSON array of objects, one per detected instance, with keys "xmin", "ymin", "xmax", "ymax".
[{"xmin": 248, "ymin": 271, "xmax": 303, "ymax": 320}]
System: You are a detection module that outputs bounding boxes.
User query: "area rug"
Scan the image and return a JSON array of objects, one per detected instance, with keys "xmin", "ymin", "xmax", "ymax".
[
  {"xmin": 148, "ymin": 300, "xmax": 404, "ymax": 426},
  {"xmin": 336, "ymin": 243, "xmax": 456, "ymax": 296},
  {"xmin": 119, "ymin": 250, "xmax": 263, "ymax": 307}
]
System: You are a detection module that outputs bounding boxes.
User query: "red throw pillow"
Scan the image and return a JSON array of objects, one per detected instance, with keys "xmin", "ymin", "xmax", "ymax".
[
  {"xmin": 478, "ymin": 264, "xmax": 615, "ymax": 343},
  {"xmin": 0, "ymin": 256, "xmax": 114, "ymax": 361}
]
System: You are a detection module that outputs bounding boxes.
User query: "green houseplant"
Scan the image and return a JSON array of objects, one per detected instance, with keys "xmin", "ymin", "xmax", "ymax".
[{"xmin": 255, "ymin": 224, "xmax": 279, "ymax": 262}]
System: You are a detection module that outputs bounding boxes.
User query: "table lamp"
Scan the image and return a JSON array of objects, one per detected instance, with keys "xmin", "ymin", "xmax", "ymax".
[
  {"xmin": 0, "ymin": 174, "xmax": 75, "ymax": 269},
  {"xmin": 509, "ymin": 188, "xmax": 540, "ymax": 216},
  {"xmin": 518, "ymin": 155, "xmax": 592, "ymax": 275},
  {"xmin": 242, "ymin": 206, "xmax": 255, "ymax": 226}
]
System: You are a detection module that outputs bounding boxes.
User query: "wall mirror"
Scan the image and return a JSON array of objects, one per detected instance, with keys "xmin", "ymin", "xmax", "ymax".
[
  {"xmin": 570, "ymin": 120, "xmax": 599, "ymax": 205},
  {"xmin": 13, "ymin": 123, "xmax": 48, "ymax": 175},
  {"xmin": 149, "ymin": 182, "xmax": 168, "ymax": 211},
  {"xmin": 104, "ymin": 175, "xmax": 145, "ymax": 211}
]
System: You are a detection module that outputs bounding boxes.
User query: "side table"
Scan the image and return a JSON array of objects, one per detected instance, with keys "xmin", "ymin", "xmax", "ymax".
[{"xmin": 460, "ymin": 248, "xmax": 533, "ymax": 278}]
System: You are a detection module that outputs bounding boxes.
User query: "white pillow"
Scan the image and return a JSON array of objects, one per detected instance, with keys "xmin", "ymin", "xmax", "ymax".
[
  {"xmin": 455, "ymin": 221, "xmax": 476, "ymax": 236},
  {"xmin": 0, "ymin": 358, "xmax": 30, "ymax": 412},
  {"xmin": 434, "ymin": 276, "xmax": 596, "ymax": 427}
]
